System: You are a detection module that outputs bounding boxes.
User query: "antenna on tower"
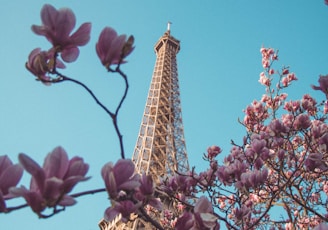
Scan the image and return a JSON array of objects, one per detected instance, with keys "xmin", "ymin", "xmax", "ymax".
[{"xmin": 167, "ymin": 21, "xmax": 172, "ymax": 31}]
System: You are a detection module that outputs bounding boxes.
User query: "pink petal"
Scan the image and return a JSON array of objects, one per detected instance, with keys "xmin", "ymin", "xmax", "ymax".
[
  {"xmin": 0, "ymin": 193, "xmax": 6, "ymax": 212},
  {"xmin": 19, "ymin": 153, "xmax": 45, "ymax": 192},
  {"xmin": 119, "ymin": 181, "xmax": 140, "ymax": 191},
  {"xmin": 101, "ymin": 162, "xmax": 114, "ymax": 180},
  {"xmin": 96, "ymin": 27, "xmax": 118, "ymax": 64},
  {"xmin": 0, "ymin": 155, "xmax": 12, "ymax": 172},
  {"xmin": 139, "ymin": 173, "xmax": 154, "ymax": 195},
  {"xmin": 114, "ymin": 159, "xmax": 135, "ymax": 186},
  {"xmin": 175, "ymin": 212, "xmax": 194, "ymax": 230},
  {"xmin": 43, "ymin": 177, "xmax": 63, "ymax": 202},
  {"xmin": 55, "ymin": 58, "xmax": 66, "ymax": 69},
  {"xmin": 121, "ymin": 35, "xmax": 135, "ymax": 58},
  {"xmin": 104, "ymin": 206, "xmax": 120, "ymax": 222},
  {"xmin": 61, "ymin": 47, "xmax": 79, "ymax": 62},
  {"xmin": 0, "ymin": 164, "xmax": 23, "ymax": 194},
  {"xmin": 25, "ymin": 191, "xmax": 45, "ymax": 213},
  {"xmin": 8, "ymin": 186, "xmax": 29, "ymax": 197},
  {"xmin": 101, "ymin": 162, "xmax": 118, "ymax": 198},
  {"xmin": 96, "ymin": 42, "xmax": 107, "ymax": 65},
  {"xmin": 27, "ymin": 48, "xmax": 42, "ymax": 67},
  {"xmin": 43, "ymin": 146, "xmax": 69, "ymax": 179},
  {"xmin": 10, "ymin": 186, "xmax": 45, "ymax": 213},
  {"xmin": 105, "ymin": 35, "xmax": 126, "ymax": 65},
  {"xmin": 40, "ymin": 4, "xmax": 57, "ymax": 29},
  {"xmin": 65, "ymin": 157, "xmax": 89, "ymax": 178},
  {"xmin": 314, "ymin": 223, "xmax": 328, "ymax": 230},
  {"xmin": 70, "ymin": 22, "xmax": 91, "ymax": 46},
  {"xmin": 99, "ymin": 27, "xmax": 118, "ymax": 50},
  {"xmin": 58, "ymin": 195, "xmax": 76, "ymax": 206},
  {"xmin": 31, "ymin": 25, "xmax": 48, "ymax": 36},
  {"xmin": 55, "ymin": 8, "xmax": 76, "ymax": 39},
  {"xmin": 194, "ymin": 196, "xmax": 213, "ymax": 213},
  {"xmin": 61, "ymin": 175, "xmax": 90, "ymax": 193},
  {"xmin": 311, "ymin": 85, "xmax": 322, "ymax": 91},
  {"xmin": 107, "ymin": 171, "xmax": 118, "ymax": 198},
  {"xmin": 148, "ymin": 197, "xmax": 162, "ymax": 210},
  {"xmin": 200, "ymin": 213, "xmax": 218, "ymax": 228}
]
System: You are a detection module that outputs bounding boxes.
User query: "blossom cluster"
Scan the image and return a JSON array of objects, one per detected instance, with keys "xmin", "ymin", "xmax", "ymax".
[
  {"xmin": 1, "ymin": 146, "xmax": 89, "ymax": 217},
  {"xmin": 101, "ymin": 159, "xmax": 161, "ymax": 223},
  {"xmin": 100, "ymin": 159, "xmax": 220, "ymax": 229},
  {"xmin": 0, "ymin": 156, "xmax": 23, "ymax": 212},
  {"xmin": 1, "ymin": 3, "xmax": 135, "ymax": 217},
  {"xmin": 26, "ymin": 4, "xmax": 134, "ymax": 84},
  {"xmin": 172, "ymin": 48, "xmax": 328, "ymax": 229},
  {"xmin": 3, "ymin": 3, "xmax": 328, "ymax": 230},
  {"xmin": 124, "ymin": 47, "xmax": 328, "ymax": 229}
]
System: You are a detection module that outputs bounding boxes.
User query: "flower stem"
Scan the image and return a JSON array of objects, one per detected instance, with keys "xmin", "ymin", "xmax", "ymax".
[
  {"xmin": 52, "ymin": 70, "xmax": 127, "ymax": 159},
  {"xmin": 5, "ymin": 188, "xmax": 107, "ymax": 215}
]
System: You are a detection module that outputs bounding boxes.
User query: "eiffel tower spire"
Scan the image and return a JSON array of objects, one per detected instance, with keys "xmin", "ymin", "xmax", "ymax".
[
  {"xmin": 99, "ymin": 24, "xmax": 189, "ymax": 230},
  {"xmin": 132, "ymin": 23, "xmax": 189, "ymax": 182}
]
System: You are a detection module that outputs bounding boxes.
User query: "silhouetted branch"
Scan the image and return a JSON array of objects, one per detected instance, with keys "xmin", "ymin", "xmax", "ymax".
[
  {"xmin": 5, "ymin": 188, "xmax": 107, "ymax": 215},
  {"xmin": 42, "ymin": 68, "xmax": 128, "ymax": 159}
]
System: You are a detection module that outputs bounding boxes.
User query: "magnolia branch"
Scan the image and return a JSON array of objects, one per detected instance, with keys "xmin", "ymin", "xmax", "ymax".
[
  {"xmin": 5, "ymin": 188, "xmax": 107, "ymax": 215},
  {"xmin": 46, "ymin": 68, "xmax": 128, "ymax": 159}
]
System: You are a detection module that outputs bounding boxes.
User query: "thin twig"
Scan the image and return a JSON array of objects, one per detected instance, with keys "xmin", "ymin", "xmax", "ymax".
[
  {"xmin": 59, "ymin": 75, "xmax": 115, "ymax": 118},
  {"xmin": 138, "ymin": 207, "xmax": 165, "ymax": 230},
  {"xmin": 71, "ymin": 188, "xmax": 107, "ymax": 198},
  {"xmin": 5, "ymin": 188, "xmax": 107, "ymax": 214},
  {"xmin": 49, "ymin": 70, "xmax": 128, "ymax": 159}
]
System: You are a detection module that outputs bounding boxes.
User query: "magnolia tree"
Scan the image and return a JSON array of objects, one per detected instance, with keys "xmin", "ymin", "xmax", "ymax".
[{"xmin": 1, "ymin": 4, "xmax": 328, "ymax": 230}]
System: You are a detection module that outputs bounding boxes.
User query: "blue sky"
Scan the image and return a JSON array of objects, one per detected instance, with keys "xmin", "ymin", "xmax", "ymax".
[{"xmin": 1, "ymin": 1, "xmax": 328, "ymax": 229}]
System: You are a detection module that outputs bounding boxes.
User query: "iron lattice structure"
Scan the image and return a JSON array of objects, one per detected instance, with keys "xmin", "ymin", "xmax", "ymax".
[{"xmin": 99, "ymin": 25, "xmax": 189, "ymax": 230}]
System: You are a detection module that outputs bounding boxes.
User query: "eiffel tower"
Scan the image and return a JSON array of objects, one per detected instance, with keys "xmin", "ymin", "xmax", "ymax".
[{"xmin": 99, "ymin": 23, "xmax": 189, "ymax": 230}]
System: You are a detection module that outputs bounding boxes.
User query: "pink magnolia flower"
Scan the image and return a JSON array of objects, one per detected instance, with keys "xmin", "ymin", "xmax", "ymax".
[
  {"xmin": 104, "ymin": 200, "xmax": 139, "ymax": 223},
  {"xmin": 259, "ymin": 72, "xmax": 271, "ymax": 86},
  {"xmin": 301, "ymin": 94, "xmax": 317, "ymax": 115},
  {"xmin": 96, "ymin": 27, "xmax": 134, "ymax": 68},
  {"xmin": 217, "ymin": 160, "xmax": 248, "ymax": 186},
  {"xmin": 10, "ymin": 146, "xmax": 89, "ymax": 215},
  {"xmin": 134, "ymin": 173, "xmax": 162, "ymax": 210},
  {"xmin": 284, "ymin": 100, "xmax": 301, "ymax": 113},
  {"xmin": 238, "ymin": 168, "xmax": 268, "ymax": 190},
  {"xmin": 233, "ymin": 206, "xmax": 251, "ymax": 222},
  {"xmin": 260, "ymin": 47, "xmax": 277, "ymax": 68},
  {"xmin": 247, "ymin": 138, "xmax": 269, "ymax": 161},
  {"xmin": 0, "ymin": 155, "xmax": 23, "ymax": 212},
  {"xmin": 193, "ymin": 196, "xmax": 218, "ymax": 229},
  {"xmin": 176, "ymin": 197, "xmax": 218, "ymax": 230},
  {"xmin": 207, "ymin": 145, "xmax": 222, "ymax": 160},
  {"xmin": 175, "ymin": 211, "xmax": 194, "ymax": 230},
  {"xmin": 161, "ymin": 173, "xmax": 196, "ymax": 196},
  {"xmin": 26, "ymin": 48, "xmax": 65, "ymax": 84},
  {"xmin": 268, "ymin": 119, "xmax": 288, "ymax": 136},
  {"xmin": 314, "ymin": 223, "xmax": 328, "ymax": 230},
  {"xmin": 305, "ymin": 153, "xmax": 327, "ymax": 171},
  {"xmin": 282, "ymin": 73, "xmax": 298, "ymax": 87},
  {"xmin": 32, "ymin": 4, "xmax": 91, "ymax": 62},
  {"xmin": 312, "ymin": 75, "xmax": 328, "ymax": 96},
  {"xmin": 282, "ymin": 68, "xmax": 289, "ymax": 75},
  {"xmin": 293, "ymin": 114, "xmax": 311, "ymax": 130},
  {"xmin": 101, "ymin": 159, "xmax": 140, "ymax": 199}
]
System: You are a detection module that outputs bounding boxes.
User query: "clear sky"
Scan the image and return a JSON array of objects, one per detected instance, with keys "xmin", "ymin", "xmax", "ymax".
[{"xmin": 1, "ymin": 1, "xmax": 328, "ymax": 229}]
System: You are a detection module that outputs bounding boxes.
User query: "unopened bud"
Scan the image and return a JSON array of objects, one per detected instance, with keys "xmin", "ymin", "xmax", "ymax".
[{"xmin": 122, "ymin": 35, "xmax": 135, "ymax": 57}]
